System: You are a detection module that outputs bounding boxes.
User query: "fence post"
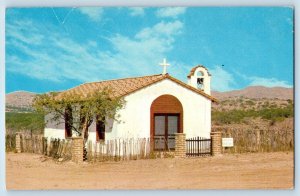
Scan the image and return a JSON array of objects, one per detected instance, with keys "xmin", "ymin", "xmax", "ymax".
[
  {"xmin": 71, "ymin": 137, "xmax": 83, "ymax": 164},
  {"xmin": 256, "ymin": 129, "xmax": 261, "ymax": 152},
  {"xmin": 175, "ymin": 133, "xmax": 186, "ymax": 158},
  {"xmin": 211, "ymin": 131, "xmax": 222, "ymax": 156},
  {"xmin": 42, "ymin": 137, "xmax": 47, "ymax": 155},
  {"xmin": 15, "ymin": 133, "xmax": 21, "ymax": 153}
]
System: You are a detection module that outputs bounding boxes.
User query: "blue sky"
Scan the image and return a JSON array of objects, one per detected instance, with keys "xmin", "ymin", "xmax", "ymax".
[{"xmin": 5, "ymin": 7, "xmax": 293, "ymax": 93}]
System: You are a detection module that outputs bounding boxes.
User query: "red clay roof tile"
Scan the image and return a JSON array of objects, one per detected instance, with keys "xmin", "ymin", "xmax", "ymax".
[{"xmin": 58, "ymin": 74, "xmax": 217, "ymax": 102}]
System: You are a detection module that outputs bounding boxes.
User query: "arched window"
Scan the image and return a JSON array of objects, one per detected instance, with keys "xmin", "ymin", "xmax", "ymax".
[
  {"xmin": 197, "ymin": 71, "xmax": 204, "ymax": 76},
  {"xmin": 150, "ymin": 95, "xmax": 183, "ymax": 150}
]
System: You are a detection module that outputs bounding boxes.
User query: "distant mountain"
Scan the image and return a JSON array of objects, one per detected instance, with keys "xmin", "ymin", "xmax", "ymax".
[
  {"xmin": 212, "ymin": 86, "xmax": 293, "ymax": 100},
  {"xmin": 6, "ymin": 86, "xmax": 293, "ymax": 112},
  {"xmin": 6, "ymin": 91, "xmax": 37, "ymax": 112}
]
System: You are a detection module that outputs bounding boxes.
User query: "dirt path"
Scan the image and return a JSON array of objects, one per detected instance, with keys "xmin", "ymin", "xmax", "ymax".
[{"xmin": 6, "ymin": 152, "xmax": 294, "ymax": 190}]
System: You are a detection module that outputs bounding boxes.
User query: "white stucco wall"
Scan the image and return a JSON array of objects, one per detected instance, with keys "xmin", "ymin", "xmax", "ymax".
[
  {"xmin": 44, "ymin": 78, "xmax": 212, "ymax": 143},
  {"xmin": 44, "ymin": 128, "xmax": 66, "ymax": 140},
  {"xmin": 103, "ymin": 78, "xmax": 211, "ymax": 141}
]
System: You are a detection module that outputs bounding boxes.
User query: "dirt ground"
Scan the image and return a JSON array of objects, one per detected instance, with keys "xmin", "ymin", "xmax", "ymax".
[{"xmin": 6, "ymin": 152, "xmax": 294, "ymax": 190}]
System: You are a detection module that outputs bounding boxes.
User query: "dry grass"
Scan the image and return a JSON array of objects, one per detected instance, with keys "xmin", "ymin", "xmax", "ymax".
[
  {"xmin": 212, "ymin": 97, "xmax": 292, "ymax": 112},
  {"xmin": 6, "ymin": 133, "xmax": 72, "ymax": 161},
  {"xmin": 215, "ymin": 118, "xmax": 294, "ymax": 153},
  {"xmin": 222, "ymin": 128, "xmax": 293, "ymax": 153}
]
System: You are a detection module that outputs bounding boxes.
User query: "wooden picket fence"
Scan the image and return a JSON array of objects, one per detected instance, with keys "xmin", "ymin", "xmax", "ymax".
[
  {"xmin": 20, "ymin": 134, "xmax": 44, "ymax": 154},
  {"xmin": 221, "ymin": 128, "xmax": 294, "ymax": 153},
  {"xmin": 47, "ymin": 138, "xmax": 72, "ymax": 160},
  {"xmin": 5, "ymin": 133, "xmax": 72, "ymax": 161},
  {"xmin": 6, "ymin": 133, "xmax": 16, "ymax": 152},
  {"xmin": 86, "ymin": 138, "xmax": 167, "ymax": 162}
]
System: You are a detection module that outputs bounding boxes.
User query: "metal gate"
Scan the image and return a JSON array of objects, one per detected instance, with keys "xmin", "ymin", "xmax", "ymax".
[{"xmin": 186, "ymin": 137, "xmax": 212, "ymax": 156}]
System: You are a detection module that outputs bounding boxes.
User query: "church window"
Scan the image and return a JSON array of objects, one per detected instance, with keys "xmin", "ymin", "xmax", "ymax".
[
  {"xmin": 64, "ymin": 105, "xmax": 73, "ymax": 138},
  {"xmin": 96, "ymin": 118, "xmax": 105, "ymax": 141}
]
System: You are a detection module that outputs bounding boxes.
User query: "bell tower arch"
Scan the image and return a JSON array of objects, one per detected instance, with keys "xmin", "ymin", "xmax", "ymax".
[{"xmin": 187, "ymin": 65, "xmax": 211, "ymax": 95}]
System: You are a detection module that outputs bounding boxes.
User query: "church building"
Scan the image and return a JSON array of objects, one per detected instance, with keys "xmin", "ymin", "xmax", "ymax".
[{"xmin": 44, "ymin": 59, "xmax": 217, "ymax": 150}]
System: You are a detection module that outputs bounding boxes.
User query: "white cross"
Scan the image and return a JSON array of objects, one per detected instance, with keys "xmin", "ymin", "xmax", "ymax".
[{"xmin": 159, "ymin": 58, "xmax": 170, "ymax": 75}]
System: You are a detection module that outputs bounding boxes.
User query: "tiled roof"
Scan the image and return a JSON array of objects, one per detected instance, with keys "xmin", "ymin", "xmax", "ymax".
[
  {"xmin": 58, "ymin": 74, "xmax": 217, "ymax": 102},
  {"xmin": 187, "ymin": 65, "xmax": 211, "ymax": 78}
]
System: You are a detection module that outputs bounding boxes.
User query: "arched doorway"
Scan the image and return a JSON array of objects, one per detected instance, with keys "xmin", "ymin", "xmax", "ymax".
[{"xmin": 150, "ymin": 95, "xmax": 183, "ymax": 150}]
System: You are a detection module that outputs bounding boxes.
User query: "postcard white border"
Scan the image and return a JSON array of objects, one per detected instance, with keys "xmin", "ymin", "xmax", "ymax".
[{"xmin": 0, "ymin": 1, "xmax": 298, "ymax": 196}]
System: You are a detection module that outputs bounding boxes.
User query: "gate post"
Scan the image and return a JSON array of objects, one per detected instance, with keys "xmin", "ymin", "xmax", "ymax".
[
  {"xmin": 71, "ymin": 137, "xmax": 83, "ymax": 164},
  {"xmin": 211, "ymin": 131, "xmax": 222, "ymax": 156},
  {"xmin": 15, "ymin": 133, "xmax": 21, "ymax": 153},
  {"xmin": 175, "ymin": 133, "xmax": 186, "ymax": 158}
]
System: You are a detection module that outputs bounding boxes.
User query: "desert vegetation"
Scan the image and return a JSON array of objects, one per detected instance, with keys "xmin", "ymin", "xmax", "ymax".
[
  {"xmin": 212, "ymin": 102, "xmax": 293, "ymax": 125},
  {"xmin": 212, "ymin": 97, "xmax": 294, "ymax": 153},
  {"xmin": 6, "ymin": 112, "xmax": 44, "ymax": 134},
  {"xmin": 212, "ymin": 97, "xmax": 293, "ymax": 111},
  {"xmin": 220, "ymin": 124, "xmax": 294, "ymax": 153}
]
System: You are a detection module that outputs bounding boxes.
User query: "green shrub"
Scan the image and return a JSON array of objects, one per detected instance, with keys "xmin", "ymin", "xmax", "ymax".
[
  {"xmin": 6, "ymin": 112, "xmax": 45, "ymax": 134},
  {"xmin": 245, "ymin": 100, "xmax": 255, "ymax": 106},
  {"xmin": 212, "ymin": 104, "xmax": 293, "ymax": 125}
]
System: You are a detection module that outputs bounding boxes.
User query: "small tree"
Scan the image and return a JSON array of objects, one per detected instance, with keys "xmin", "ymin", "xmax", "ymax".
[{"xmin": 33, "ymin": 87, "xmax": 125, "ymax": 142}]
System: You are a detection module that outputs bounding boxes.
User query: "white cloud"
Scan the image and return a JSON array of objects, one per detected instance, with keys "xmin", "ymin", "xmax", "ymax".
[
  {"xmin": 129, "ymin": 8, "xmax": 145, "ymax": 16},
  {"xmin": 156, "ymin": 7, "xmax": 186, "ymax": 18},
  {"xmin": 6, "ymin": 20, "xmax": 44, "ymax": 45},
  {"xmin": 104, "ymin": 20, "xmax": 184, "ymax": 75},
  {"xmin": 136, "ymin": 20, "xmax": 183, "ymax": 39},
  {"xmin": 249, "ymin": 77, "xmax": 292, "ymax": 88},
  {"xmin": 77, "ymin": 7, "xmax": 103, "ymax": 22},
  {"xmin": 210, "ymin": 66, "xmax": 237, "ymax": 92},
  {"xmin": 235, "ymin": 71, "xmax": 292, "ymax": 88},
  {"xmin": 6, "ymin": 19, "xmax": 184, "ymax": 83}
]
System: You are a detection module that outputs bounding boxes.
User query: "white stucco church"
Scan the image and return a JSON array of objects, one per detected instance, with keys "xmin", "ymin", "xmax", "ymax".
[{"xmin": 44, "ymin": 59, "xmax": 217, "ymax": 150}]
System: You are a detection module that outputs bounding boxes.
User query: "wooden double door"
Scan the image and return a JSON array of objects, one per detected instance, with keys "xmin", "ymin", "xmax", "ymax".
[{"xmin": 153, "ymin": 114, "xmax": 179, "ymax": 150}]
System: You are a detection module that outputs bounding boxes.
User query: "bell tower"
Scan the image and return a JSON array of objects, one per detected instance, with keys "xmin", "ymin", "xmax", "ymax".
[{"xmin": 187, "ymin": 65, "xmax": 211, "ymax": 95}]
